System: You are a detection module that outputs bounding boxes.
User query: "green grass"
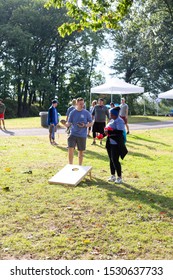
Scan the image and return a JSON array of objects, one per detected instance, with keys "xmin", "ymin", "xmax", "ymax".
[
  {"xmin": 128, "ymin": 115, "xmax": 173, "ymax": 123},
  {"xmin": 4, "ymin": 115, "xmax": 173, "ymax": 129},
  {"xmin": 0, "ymin": 126, "xmax": 173, "ymax": 260},
  {"xmin": 4, "ymin": 117, "xmax": 41, "ymax": 129}
]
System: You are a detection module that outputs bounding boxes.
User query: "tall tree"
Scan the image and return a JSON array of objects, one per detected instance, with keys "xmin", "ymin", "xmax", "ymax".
[{"xmin": 0, "ymin": 0, "xmax": 105, "ymax": 116}]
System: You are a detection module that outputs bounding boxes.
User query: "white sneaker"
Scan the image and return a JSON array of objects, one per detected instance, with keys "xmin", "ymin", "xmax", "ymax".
[
  {"xmin": 108, "ymin": 175, "xmax": 116, "ymax": 182},
  {"xmin": 115, "ymin": 177, "xmax": 122, "ymax": 184}
]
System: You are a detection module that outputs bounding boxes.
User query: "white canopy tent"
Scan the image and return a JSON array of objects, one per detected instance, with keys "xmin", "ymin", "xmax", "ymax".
[
  {"xmin": 90, "ymin": 77, "xmax": 144, "ymax": 103},
  {"xmin": 158, "ymin": 89, "xmax": 173, "ymax": 99}
]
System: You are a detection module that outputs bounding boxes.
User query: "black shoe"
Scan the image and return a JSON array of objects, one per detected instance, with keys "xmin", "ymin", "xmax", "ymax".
[
  {"xmin": 91, "ymin": 141, "xmax": 96, "ymax": 145},
  {"xmin": 127, "ymin": 131, "xmax": 130, "ymax": 134}
]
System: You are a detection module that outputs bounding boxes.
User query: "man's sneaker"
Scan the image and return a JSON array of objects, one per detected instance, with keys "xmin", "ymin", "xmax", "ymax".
[
  {"xmin": 91, "ymin": 141, "xmax": 96, "ymax": 145},
  {"xmin": 115, "ymin": 177, "xmax": 122, "ymax": 184},
  {"xmin": 108, "ymin": 175, "xmax": 116, "ymax": 182}
]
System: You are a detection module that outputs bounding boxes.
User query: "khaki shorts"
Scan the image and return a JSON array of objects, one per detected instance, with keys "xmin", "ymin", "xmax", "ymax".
[
  {"xmin": 68, "ymin": 135, "xmax": 86, "ymax": 151},
  {"xmin": 49, "ymin": 124, "xmax": 57, "ymax": 133}
]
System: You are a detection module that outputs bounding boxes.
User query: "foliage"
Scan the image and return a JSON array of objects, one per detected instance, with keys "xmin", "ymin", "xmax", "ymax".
[
  {"xmin": 0, "ymin": 0, "xmax": 105, "ymax": 117},
  {"xmin": 45, "ymin": 0, "xmax": 134, "ymax": 37},
  {"xmin": 110, "ymin": 0, "xmax": 173, "ymax": 92}
]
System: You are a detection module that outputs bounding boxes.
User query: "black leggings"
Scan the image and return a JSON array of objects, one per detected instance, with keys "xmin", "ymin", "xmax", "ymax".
[{"xmin": 106, "ymin": 143, "xmax": 121, "ymax": 177}]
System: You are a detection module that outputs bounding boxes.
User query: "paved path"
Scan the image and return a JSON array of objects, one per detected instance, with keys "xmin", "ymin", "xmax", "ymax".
[
  {"xmin": 0, "ymin": 127, "xmax": 66, "ymax": 137},
  {"xmin": 129, "ymin": 120, "xmax": 173, "ymax": 130},
  {"xmin": 0, "ymin": 120, "xmax": 173, "ymax": 137}
]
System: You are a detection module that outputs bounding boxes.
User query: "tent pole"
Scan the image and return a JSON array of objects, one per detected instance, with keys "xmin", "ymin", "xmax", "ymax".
[{"xmin": 143, "ymin": 100, "xmax": 146, "ymax": 115}]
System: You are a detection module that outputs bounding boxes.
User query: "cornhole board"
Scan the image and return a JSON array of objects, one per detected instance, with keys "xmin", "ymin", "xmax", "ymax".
[{"xmin": 48, "ymin": 164, "xmax": 92, "ymax": 186}]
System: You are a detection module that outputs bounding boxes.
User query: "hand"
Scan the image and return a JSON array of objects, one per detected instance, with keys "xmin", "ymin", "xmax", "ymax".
[
  {"xmin": 96, "ymin": 133, "xmax": 103, "ymax": 140},
  {"xmin": 104, "ymin": 126, "xmax": 113, "ymax": 131},
  {"xmin": 77, "ymin": 122, "xmax": 85, "ymax": 128},
  {"xmin": 60, "ymin": 119, "xmax": 66, "ymax": 125}
]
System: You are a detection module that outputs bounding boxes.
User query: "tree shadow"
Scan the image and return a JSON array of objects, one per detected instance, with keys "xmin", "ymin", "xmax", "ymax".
[
  {"xmin": 94, "ymin": 178, "xmax": 173, "ymax": 217},
  {"xmin": 127, "ymin": 151, "xmax": 154, "ymax": 160},
  {"xmin": 55, "ymin": 142, "xmax": 154, "ymax": 161},
  {"xmin": 130, "ymin": 134, "xmax": 170, "ymax": 147},
  {"xmin": 127, "ymin": 141, "xmax": 157, "ymax": 151}
]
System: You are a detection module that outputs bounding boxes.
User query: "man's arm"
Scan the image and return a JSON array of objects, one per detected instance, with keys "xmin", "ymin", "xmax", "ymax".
[
  {"xmin": 85, "ymin": 121, "xmax": 93, "ymax": 128},
  {"xmin": 91, "ymin": 107, "xmax": 95, "ymax": 120},
  {"xmin": 60, "ymin": 120, "xmax": 71, "ymax": 128}
]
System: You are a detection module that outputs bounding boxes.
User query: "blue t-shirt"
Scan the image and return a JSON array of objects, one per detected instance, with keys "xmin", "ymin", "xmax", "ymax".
[
  {"xmin": 66, "ymin": 105, "xmax": 75, "ymax": 117},
  {"xmin": 68, "ymin": 109, "xmax": 92, "ymax": 137},
  {"xmin": 106, "ymin": 117, "xmax": 125, "ymax": 144}
]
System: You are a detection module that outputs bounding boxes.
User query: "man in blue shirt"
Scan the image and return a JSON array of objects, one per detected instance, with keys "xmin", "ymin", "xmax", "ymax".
[
  {"xmin": 48, "ymin": 99, "xmax": 58, "ymax": 145},
  {"xmin": 63, "ymin": 97, "xmax": 93, "ymax": 165}
]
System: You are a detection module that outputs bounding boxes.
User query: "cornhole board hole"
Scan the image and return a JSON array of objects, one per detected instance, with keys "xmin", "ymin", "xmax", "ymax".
[{"xmin": 48, "ymin": 164, "xmax": 92, "ymax": 186}]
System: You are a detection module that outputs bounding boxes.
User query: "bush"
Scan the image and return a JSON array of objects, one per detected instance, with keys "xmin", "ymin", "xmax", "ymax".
[{"xmin": 4, "ymin": 99, "xmax": 47, "ymax": 119}]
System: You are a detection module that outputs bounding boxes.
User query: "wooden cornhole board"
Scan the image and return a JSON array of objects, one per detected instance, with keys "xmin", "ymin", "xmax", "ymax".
[{"xmin": 48, "ymin": 164, "xmax": 92, "ymax": 186}]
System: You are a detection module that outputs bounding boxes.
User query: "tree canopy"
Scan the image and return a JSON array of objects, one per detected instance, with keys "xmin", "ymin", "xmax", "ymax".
[
  {"xmin": 0, "ymin": 0, "xmax": 105, "ymax": 117},
  {"xmin": 45, "ymin": 0, "xmax": 134, "ymax": 37}
]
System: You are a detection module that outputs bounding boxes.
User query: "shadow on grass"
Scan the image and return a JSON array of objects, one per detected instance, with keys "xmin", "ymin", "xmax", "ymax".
[
  {"xmin": 55, "ymin": 144, "xmax": 154, "ymax": 162},
  {"xmin": 127, "ymin": 151, "xmax": 154, "ymax": 160},
  {"xmin": 54, "ymin": 143, "xmax": 109, "ymax": 161},
  {"xmin": 130, "ymin": 134, "xmax": 170, "ymax": 147},
  {"xmin": 127, "ymin": 141, "xmax": 157, "ymax": 151},
  {"xmin": 93, "ymin": 178, "xmax": 173, "ymax": 217}
]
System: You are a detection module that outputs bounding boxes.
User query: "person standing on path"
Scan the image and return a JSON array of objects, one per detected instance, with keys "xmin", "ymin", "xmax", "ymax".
[
  {"xmin": 48, "ymin": 99, "xmax": 59, "ymax": 145},
  {"xmin": 120, "ymin": 97, "xmax": 130, "ymax": 134},
  {"xmin": 61, "ymin": 97, "xmax": 93, "ymax": 165},
  {"xmin": 91, "ymin": 98, "xmax": 110, "ymax": 145},
  {"xmin": 0, "ymin": 99, "xmax": 6, "ymax": 130}
]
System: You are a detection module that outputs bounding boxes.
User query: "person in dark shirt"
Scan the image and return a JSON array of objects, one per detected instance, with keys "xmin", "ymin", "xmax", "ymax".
[
  {"xmin": 91, "ymin": 98, "xmax": 110, "ymax": 145},
  {"xmin": 48, "ymin": 99, "xmax": 58, "ymax": 145},
  {"xmin": 104, "ymin": 107, "xmax": 128, "ymax": 183}
]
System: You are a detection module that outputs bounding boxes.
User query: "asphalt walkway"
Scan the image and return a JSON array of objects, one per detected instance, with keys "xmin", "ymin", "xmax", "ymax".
[{"xmin": 0, "ymin": 120, "xmax": 173, "ymax": 137}]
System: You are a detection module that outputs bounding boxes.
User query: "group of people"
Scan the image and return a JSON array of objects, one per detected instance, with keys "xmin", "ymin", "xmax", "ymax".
[{"xmin": 47, "ymin": 97, "xmax": 129, "ymax": 184}]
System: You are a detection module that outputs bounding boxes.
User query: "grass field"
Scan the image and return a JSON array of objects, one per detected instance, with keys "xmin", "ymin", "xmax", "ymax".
[
  {"xmin": 0, "ymin": 121, "xmax": 173, "ymax": 260},
  {"xmin": 3, "ymin": 115, "xmax": 173, "ymax": 129}
]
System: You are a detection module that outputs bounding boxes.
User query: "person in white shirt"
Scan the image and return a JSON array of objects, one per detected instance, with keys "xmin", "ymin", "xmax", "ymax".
[{"xmin": 120, "ymin": 97, "xmax": 130, "ymax": 134}]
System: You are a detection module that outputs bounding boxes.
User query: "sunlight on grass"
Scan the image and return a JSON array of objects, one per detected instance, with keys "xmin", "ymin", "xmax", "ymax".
[
  {"xmin": 4, "ymin": 115, "xmax": 173, "ymax": 129},
  {"xmin": 0, "ymin": 128, "xmax": 173, "ymax": 260}
]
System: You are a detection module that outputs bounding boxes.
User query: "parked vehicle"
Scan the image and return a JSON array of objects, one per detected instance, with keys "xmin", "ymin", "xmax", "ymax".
[{"xmin": 165, "ymin": 109, "xmax": 173, "ymax": 116}]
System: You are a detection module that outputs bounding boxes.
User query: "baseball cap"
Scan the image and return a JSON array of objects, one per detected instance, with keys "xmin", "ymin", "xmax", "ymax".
[{"xmin": 52, "ymin": 99, "xmax": 58, "ymax": 104}]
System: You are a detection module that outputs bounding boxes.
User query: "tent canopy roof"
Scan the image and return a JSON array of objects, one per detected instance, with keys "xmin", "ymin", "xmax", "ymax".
[
  {"xmin": 91, "ymin": 78, "xmax": 144, "ymax": 95},
  {"xmin": 158, "ymin": 89, "xmax": 173, "ymax": 99}
]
